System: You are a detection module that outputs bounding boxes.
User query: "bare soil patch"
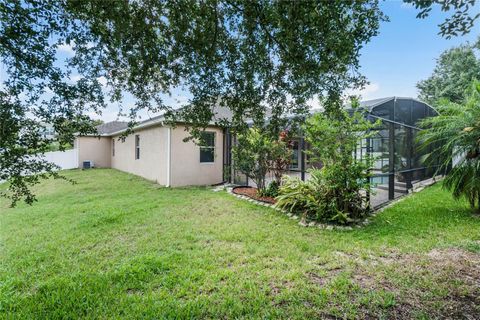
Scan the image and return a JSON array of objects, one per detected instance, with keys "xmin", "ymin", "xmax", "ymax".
[
  {"xmin": 307, "ymin": 247, "xmax": 480, "ymax": 319},
  {"xmin": 232, "ymin": 186, "xmax": 276, "ymax": 204}
]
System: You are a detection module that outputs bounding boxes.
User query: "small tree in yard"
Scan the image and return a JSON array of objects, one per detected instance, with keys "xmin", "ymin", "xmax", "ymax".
[
  {"xmin": 276, "ymin": 103, "xmax": 379, "ymax": 224},
  {"xmin": 233, "ymin": 128, "xmax": 270, "ymax": 194},
  {"xmin": 232, "ymin": 128, "xmax": 292, "ymax": 196},
  {"xmin": 269, "ymin": 130, "xmax": 293, "ymax": 185}
]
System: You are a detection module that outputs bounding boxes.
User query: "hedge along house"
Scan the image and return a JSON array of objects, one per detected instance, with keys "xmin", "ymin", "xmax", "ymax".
[
  {"xmin": 75, "ymin": 106, "xmax": 234, "ymax": 187},
  {"xmin": 230, "ymin": 97, "xmax": 440, "ymax": 209}
]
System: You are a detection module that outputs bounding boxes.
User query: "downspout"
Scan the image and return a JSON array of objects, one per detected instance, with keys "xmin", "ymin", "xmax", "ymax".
[
  {"xmin": 222, "ymin": 128, "xmax": 226, "ymax": 183},
  {"xmin": 166, "ymin": 125, "xmax": 171, "ymax": 187}
]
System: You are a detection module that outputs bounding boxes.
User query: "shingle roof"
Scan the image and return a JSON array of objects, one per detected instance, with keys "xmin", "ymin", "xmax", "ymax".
[
  {"xmin": 95, "ymin": 121, "xmax": 129, "ymax": 135},
  {"xmin": 102, "ymin": 98, "xmax": 434, "ymax": 136}
]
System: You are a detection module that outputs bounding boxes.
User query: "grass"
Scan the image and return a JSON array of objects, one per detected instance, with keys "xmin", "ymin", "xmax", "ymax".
[{"xmin": 1, "ymin": 169, "xmax": 479, "ymax": 319}]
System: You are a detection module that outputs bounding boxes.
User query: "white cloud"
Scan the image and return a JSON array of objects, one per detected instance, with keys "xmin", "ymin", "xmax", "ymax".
[
  {"xmin": 86, "ymin": 107, "xmax": 124, "ymax": 123},
  {"xmin": 97, "ymin": 76, "xmax": 107, "ymax": 86},
  {"xmin": 400, "ymin": 2, "xmax": 414, "ymax": 9},
  {"xmin": 57, "ymin": 43, "xmax": 74, "ymax": 55},
  {"xmin": 307, "ymin": 95, "xmax": 322, "ymax": 111},
  {"xmin": 172, "ymin": 95, "xmax": 189, "ymax": 107},
  {"xmin": 69, "ymin": 74, "xmax": 83, "ymax": 83},
  {"xmin": 347, "ymin": 83, "xmax": 380, "ymax": 101}
]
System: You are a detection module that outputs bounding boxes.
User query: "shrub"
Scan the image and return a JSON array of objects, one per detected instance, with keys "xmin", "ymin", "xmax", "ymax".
[
  {"xmin": 233, "ymin": 128, "xmax": 292, "ymax": 195},
  {"xmin": 261, "ymin": 180, "xmax": 280, "ymax": 198},
  {"xmin": 275, "ymin": 170, "xmax": 324, "ymax": 221},
  {"xmin": 276, "ymin": 166, "xmax": 370, "ymax": 224},
  {"xmin": 276, "ymin": 101, "xmax": 378, "ymax": 224},
  {"xmin": 232, "ymin": 128, "xmax": 271, "ymax": 193},
  {"xmin": 268, "ymin": 130, "xmax": 293, "ymax": 185}
]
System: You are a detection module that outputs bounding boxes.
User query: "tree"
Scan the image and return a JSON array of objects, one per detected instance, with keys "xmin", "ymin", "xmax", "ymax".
[
  {"xmin": 276, "ymin": 102, "xmax": 379, "ymax": 224},
  {"xmin": 417, "ymin": 40, "xmax": 480, "ymax": 105},
  {"xmin": 232, "ymin": 127, "xmax": 292, "ymax": 195},
  {"xmin": 303, "ymin": 102, "xmax": 378, "ymax": 216},
  {"xmin": 0, "ymin": 0, "xmax": 105, "ymax": 205},
  {"xmin": 1, "ymin": 0, "xmax": 386, "ymax": 205},
  {"xmin": 418, "ymin": 80, "xmax": 480, "ymax": 212},
  {"xmin": 404, "ymin": 0, "xmax": 480, "ymax": 38},
  {"xmin": 232, "ymin": 128, "xmax": 272, "ymax": 194},
  {"xmin": 269, "ymin": 130, "xmax": 293, "ymax": 186}
]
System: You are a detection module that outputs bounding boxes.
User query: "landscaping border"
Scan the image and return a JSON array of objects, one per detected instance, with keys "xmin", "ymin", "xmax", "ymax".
[
  {"xmin": 217, "ymin": 176, "xmax": 443, "ymax": 231},
  {"xmin": 225, "ymin": 186, "xmax": 360, "ymax": 231}
]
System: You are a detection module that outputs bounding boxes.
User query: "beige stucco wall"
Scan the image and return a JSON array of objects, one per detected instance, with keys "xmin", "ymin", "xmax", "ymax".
[
  {"xmin": 76, "ymin": 136, "xmax": 112, "ymax": 168},
  {"xmin": 76, "ymin": 123, "xmax": 224, "ymax": 187},
  {"xmin": 111, "ymin": 126, "xmax": 169, "ymax": 185},
  {"xmin": 170, "ymin": 125, "xmax": 224, "ymax": 187}
]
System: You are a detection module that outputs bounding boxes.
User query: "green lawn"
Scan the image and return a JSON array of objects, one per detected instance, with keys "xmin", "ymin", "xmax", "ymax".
[{"xmin": 1, "ymin": 169, "xmax": 479, "ymax": 319}]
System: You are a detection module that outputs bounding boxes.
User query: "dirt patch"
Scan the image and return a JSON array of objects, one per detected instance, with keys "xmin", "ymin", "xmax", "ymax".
[
  {"xmin": 269, "ymin": 280, "xmax": 294, "ymax": 297},
  {"xmin": 306, "ymin": 247, "xmax": 480, "ymax": 318},
  {"xmin": 375, "ymin": 248, "xmax": 480, "ymax": 318},
  {"xmin": 427, "ymin": 247, "xmax": 480, "ymax": 266},
  {"xmin": 126, "ymin": 288, "xmax": 143, "ymax": 295},
  {"xmin": 426, "ymin": 247, "xmax": 480, "ymax": 293},
  {"xmin": 232, "ymin": 186, "xmax": 276, "ymax": 204},
  {"xmin": 352, "ymin": 272, "xmax": 381, "ymax": 291},
  {"xmin": 308, "ymin": 266, "xmax": 344, "ymax": 287}
]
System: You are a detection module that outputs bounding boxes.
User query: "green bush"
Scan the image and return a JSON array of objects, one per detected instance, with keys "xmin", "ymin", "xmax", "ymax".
[
  {"xmin": 275, "ymin": 170, "xmax": 324, "ymax": 220},
  {"xmin": 276, "ymin": 102, "xmax": 378, "ymax": 225},
  {"xmin": 260, "ymin": 180, "xmax": 280, "ymax": 198},
  {"xmin": 232, "ymin": 128, "xmax": 271, "ymax": 193},
  {"xmin": 232, "ymin": 128, "xmax": 292, "ymax": 195},
  {"xmin": 276, "ymin": 166, "xmax": 370, "ymax": 224}
]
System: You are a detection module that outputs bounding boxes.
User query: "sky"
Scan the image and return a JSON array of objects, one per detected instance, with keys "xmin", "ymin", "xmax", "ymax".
[{"xmin": 354, "ymin": 0, "xmax": 479, "ymax": 101}]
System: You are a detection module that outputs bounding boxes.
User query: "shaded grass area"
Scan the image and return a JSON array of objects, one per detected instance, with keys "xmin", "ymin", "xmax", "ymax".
[{"xmin": 1, "ymin": 169, "xmax": 479, "ymax": 319}]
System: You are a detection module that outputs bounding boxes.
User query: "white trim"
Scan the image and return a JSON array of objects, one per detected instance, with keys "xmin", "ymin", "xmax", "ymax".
[
  {"xmin": 75, "ymin": 138, "xmax": 80, "ymax": 167},
  {"xmin": 166, "ymin": 126, "xmax": 171, "ymax": 187},
  {"xmin": 89, "ymin": 118, "xmax": 221, "ymax": 138}
]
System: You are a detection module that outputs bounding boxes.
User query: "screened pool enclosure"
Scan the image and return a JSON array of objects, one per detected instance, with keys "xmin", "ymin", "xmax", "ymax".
[
  {"xmin": 356, "ymin": 97, "xmax": 439, "ymax": 208},
  {"xmin": 226, "ymin": 97, "xmax": 440, "ymax": 208}
]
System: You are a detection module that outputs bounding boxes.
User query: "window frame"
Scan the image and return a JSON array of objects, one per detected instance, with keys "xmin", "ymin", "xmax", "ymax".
[
  {"xmin": 199, "ymin": 131, "xmax": 215, "ymax": 164},
  {"xmin": 135, "ymin": 135, "xmax": 140, "ymax": 160},
  {"xmin": 289, "ymin": 139, "xmax": 300, "ymax": 169}
]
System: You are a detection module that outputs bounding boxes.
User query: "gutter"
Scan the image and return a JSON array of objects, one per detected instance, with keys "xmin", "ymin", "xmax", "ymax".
[
  {"xmin": 85, "ymin": 119, "xmax": 223, "ymax": 138},
  {"xmin": 106, "ymin": 117, "xmax": 166, "ymax": 137}
]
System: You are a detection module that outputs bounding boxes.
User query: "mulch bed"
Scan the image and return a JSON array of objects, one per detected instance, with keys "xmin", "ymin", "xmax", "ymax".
[{"xmin": 232, "ymin": 186, "xmax": 276, "ymax": 204}]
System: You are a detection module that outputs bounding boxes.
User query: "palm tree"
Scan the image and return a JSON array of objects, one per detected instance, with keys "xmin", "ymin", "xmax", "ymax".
[{"xmin": 418, "ymin": 80, "xmax": 480, "ymax": 211}]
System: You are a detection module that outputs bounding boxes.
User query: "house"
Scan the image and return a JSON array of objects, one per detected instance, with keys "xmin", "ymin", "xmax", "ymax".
[
  {"xmin": 75, "ymin": 97, "xmax": 439, "ymax": 207},
  {"xmin": 74, "ymin": 107, "xmax": 233, "ymax": 187}
]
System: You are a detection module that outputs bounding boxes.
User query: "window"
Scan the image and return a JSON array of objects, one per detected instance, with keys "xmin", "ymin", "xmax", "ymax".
[
  {"xmin": 135, "ymin": 135, "xmax": 140, "ymax": 159},
  {"xmin": 289, "ymin": 140, "xmax": 299, "ymax": 169},
  {"xmin": 200, "ymin": 131, "xmax": 215, "ymax": 163},
  {"xmin": 112, "ymin": 139, "xmax": 115, "ymax": 157}
]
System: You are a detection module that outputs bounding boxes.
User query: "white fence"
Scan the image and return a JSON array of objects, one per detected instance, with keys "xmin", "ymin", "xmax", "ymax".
[{"xmin": 40, "ymin": 149, "xmax": 78, "ymax": 170}]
